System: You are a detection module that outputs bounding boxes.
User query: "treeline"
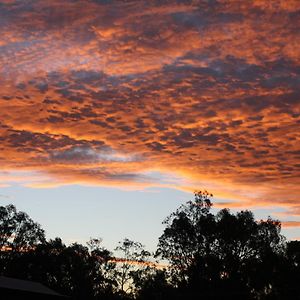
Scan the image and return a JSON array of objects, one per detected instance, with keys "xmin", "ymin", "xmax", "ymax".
[{"xmin": 0, "ymin": 191, "xmax": 299, "ymax": 299}]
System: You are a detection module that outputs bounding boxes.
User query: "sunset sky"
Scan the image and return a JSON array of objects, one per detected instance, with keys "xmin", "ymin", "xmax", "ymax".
[{"xmin": 0, "ymin": 0, "xmax": 299, "ymax": 250}]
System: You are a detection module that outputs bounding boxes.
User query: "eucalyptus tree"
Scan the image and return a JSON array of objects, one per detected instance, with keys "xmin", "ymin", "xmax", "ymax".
[{"xmin": 156, "ymin": 191, "xmax": 285, "ymax": 299}]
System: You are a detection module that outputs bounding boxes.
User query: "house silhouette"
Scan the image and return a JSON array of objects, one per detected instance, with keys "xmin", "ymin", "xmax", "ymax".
[{"xmin": 0, "ymin": 276, "xmax": 65, "ymax": 299}]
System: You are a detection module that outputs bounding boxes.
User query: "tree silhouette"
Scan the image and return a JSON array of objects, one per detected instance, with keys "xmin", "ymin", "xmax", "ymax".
[
  {"xmin": 276, "ymin": 240, "xmax": 300, "ymax": 298},
  {"xmin": 156, "ymin": 191, "xmax": 286, "ymax": 299},
  {"xmin": 3, "ymin": 237, "xmax": 119, "ymax": 299},
  {"xmin": 114, "ymin": 238, "xmax": 152, "ymax": 298},
  {"xmin": 0, "ymin": 204, "xmax": 45, "ymax": 278},
  {"xmin": 0, "ymin": 204, "xmax": 45, "ymax": 252},
  {"xmin": 0, "ymin": 195, "xmax": 299, "ymax": 300},
  {"xmin": 135, "ymin": 269, "xmax": 174, "ymax": 300}
]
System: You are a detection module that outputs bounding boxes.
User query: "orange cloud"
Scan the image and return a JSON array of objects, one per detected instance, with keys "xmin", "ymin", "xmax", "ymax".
[
  {"xmin": 109, "ymin": 257, "xmax": 167, "ymax": 270},
  {"xmin": 0, "ymin": 1, "xmax": 299, "ymax": 218},
  {"xmin": 281, "ymin": 221, "xmax": 300, "ymax": 228}
]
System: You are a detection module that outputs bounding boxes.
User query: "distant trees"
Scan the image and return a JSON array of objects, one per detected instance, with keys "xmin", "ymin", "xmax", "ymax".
[
  {"xmin": 0, "ymin": 193, "xmax": 299, "ymax": 299},
  {"xmin": 114, "ymin": 238, "xmax": 152, "ymax": 297},
  {"xmin": 2, "ymin": 236, "xmax": 118, "ymax": 299}
]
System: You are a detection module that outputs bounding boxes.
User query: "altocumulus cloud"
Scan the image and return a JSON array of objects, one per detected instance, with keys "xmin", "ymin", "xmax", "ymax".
[
  {"xmin": 0, "ymin": 0, "xmax": 299, "ymax": 217},
  {"xmin": 50, "ymin": 146, "xmax": 141, "ymax": 163}
]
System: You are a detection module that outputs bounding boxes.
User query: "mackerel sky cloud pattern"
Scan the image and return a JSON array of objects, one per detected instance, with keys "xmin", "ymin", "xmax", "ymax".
[{"xmin": 0, "ymin": 1, "xmax": 299, "ymax": 216}]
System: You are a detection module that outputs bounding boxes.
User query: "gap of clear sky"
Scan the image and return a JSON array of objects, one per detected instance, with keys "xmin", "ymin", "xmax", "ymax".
[{"xmin": 0, "ymin": 0, "xmax": 299, "ymax": 250}]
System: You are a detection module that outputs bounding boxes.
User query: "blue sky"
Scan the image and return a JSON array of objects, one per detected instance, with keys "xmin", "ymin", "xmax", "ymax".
[{"xmin": 1, "ymin": 185, "xmax": 298, "ymax": 253}]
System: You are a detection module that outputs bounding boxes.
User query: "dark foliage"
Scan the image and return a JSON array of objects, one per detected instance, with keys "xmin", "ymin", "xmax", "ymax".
[{"xmin": 0, "ymin": 192, "xmax": 299, "ymax": 300}]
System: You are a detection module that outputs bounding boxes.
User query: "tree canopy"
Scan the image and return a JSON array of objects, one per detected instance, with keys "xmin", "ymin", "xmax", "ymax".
[
  {"xmin": 156, "ymin": 191, "xmax": 286, "ymax": 299},
  {"xmin": 0, "ymin": 193, "xmax": 299, "ymax": 300},
  {"xmin": 0, "ymin": 204, "xmax": 45, "ymax": 252}
]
